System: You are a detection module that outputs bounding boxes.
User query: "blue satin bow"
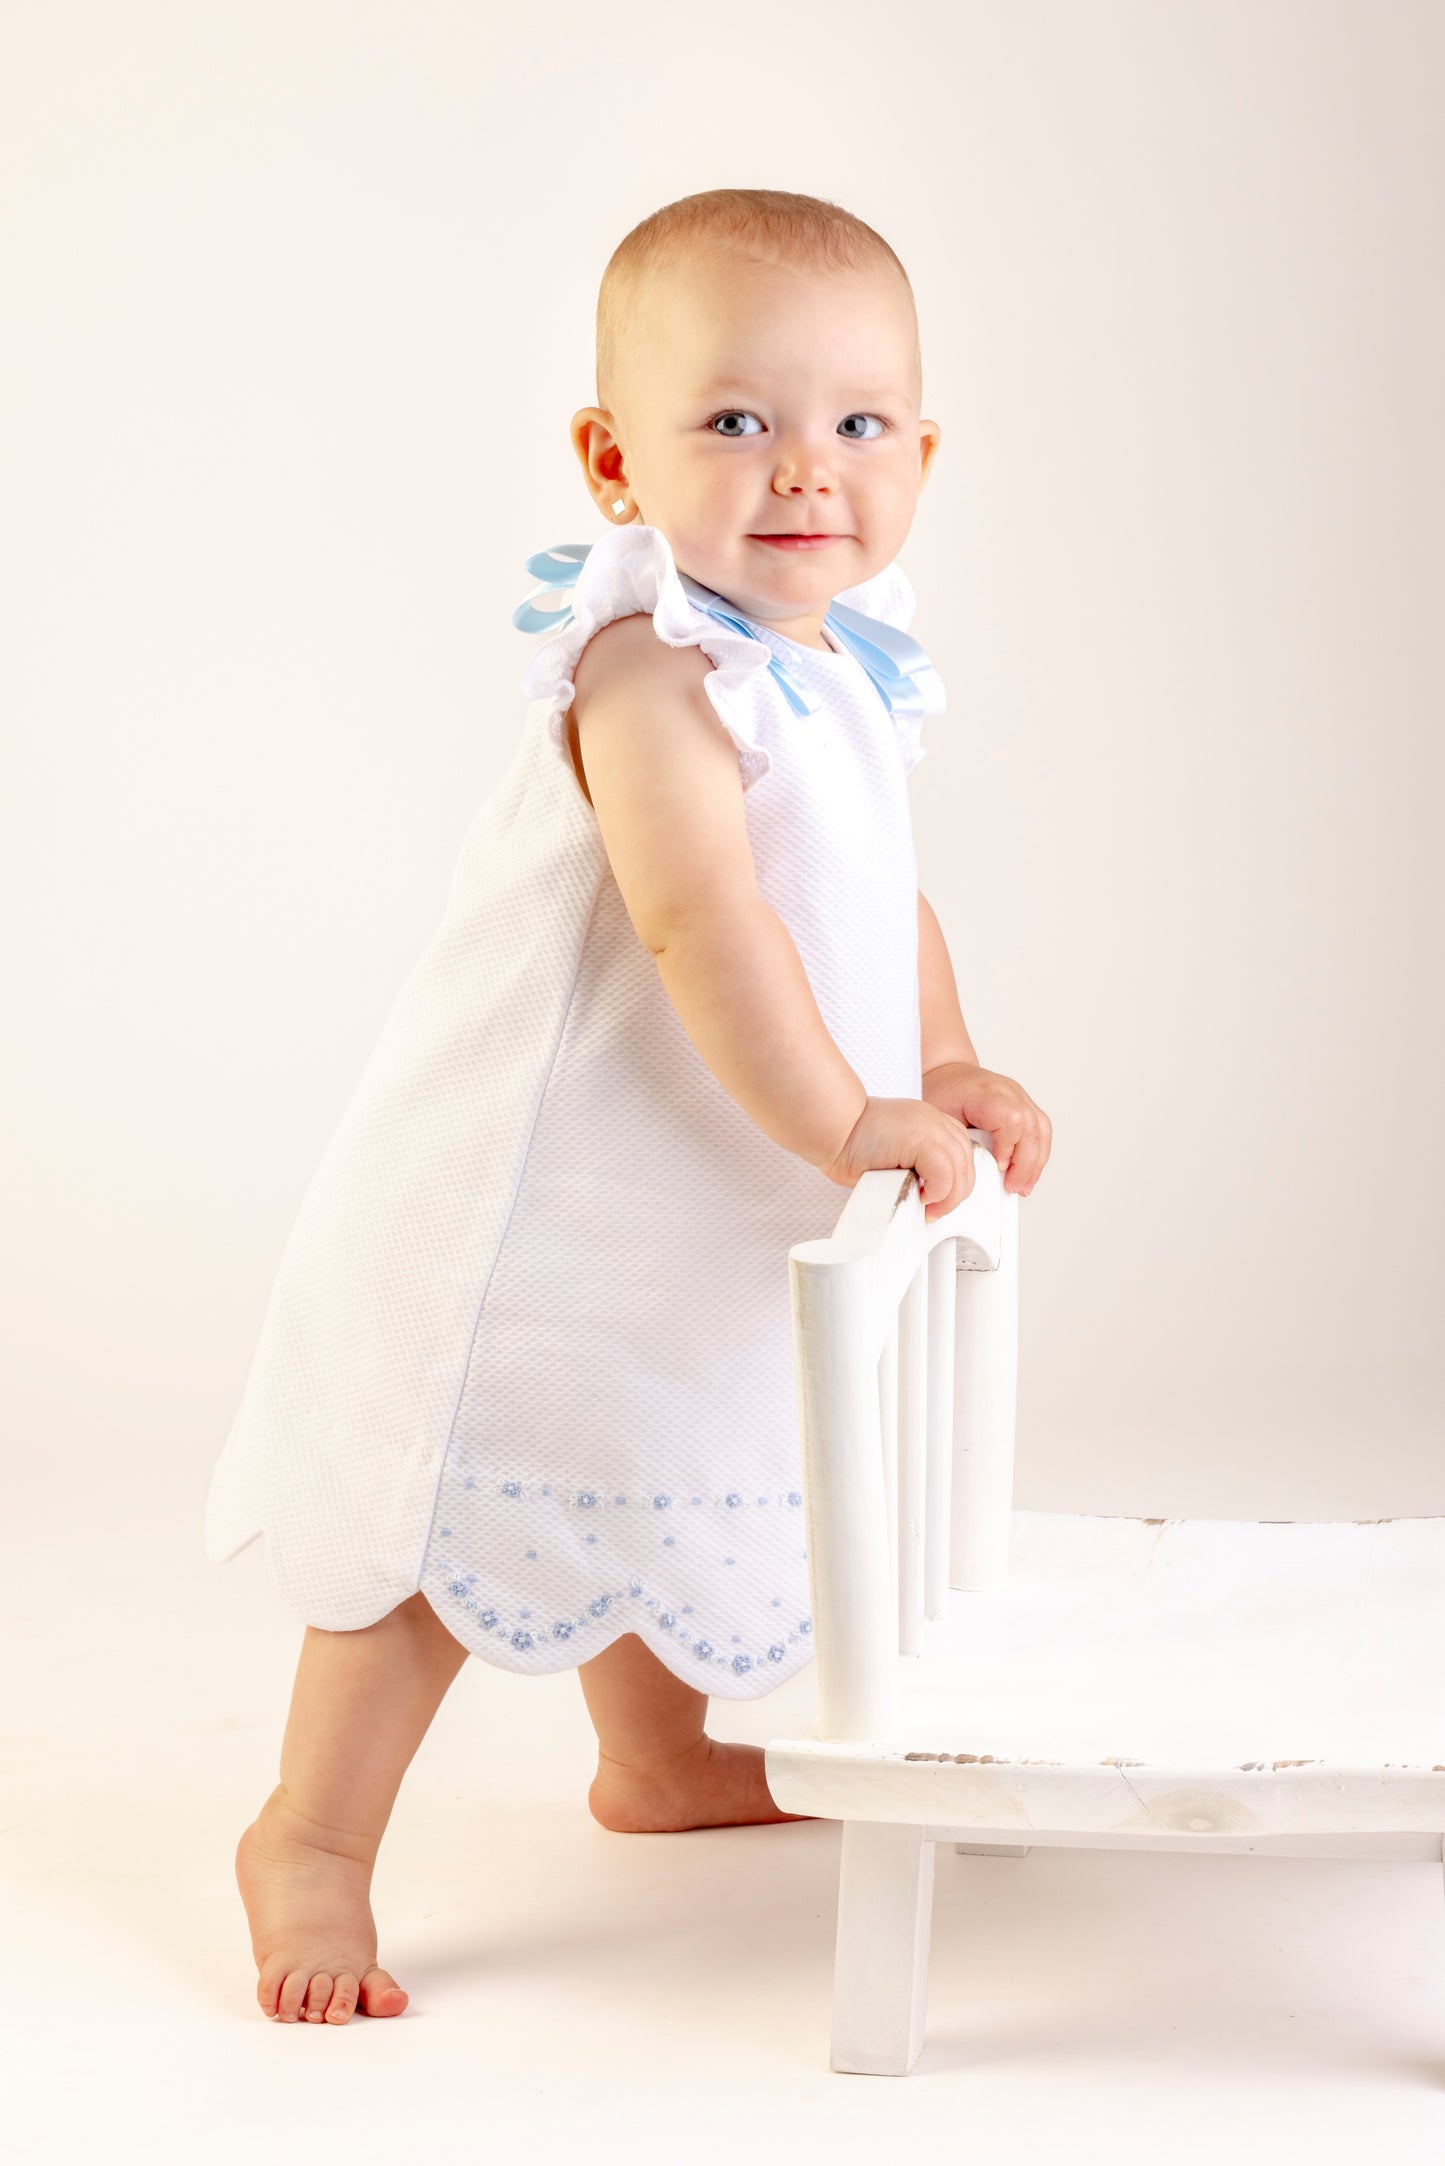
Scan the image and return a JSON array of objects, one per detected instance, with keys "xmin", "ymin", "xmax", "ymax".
[
  {"xmin": 511, "ymin": 545, "xmax": 593, "ymax": 633},
  {"xmin": 512, "ymin": 542, "xmax": 931, "ymax": 722}
]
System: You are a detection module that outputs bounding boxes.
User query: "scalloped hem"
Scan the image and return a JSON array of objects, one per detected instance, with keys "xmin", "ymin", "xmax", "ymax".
[
  {"xmin": 422, "ymin": 1579, "xmax": 816, "ymax": 1700},
  {"xmin": 205, "ymin": 1523, "xmax": 813, "ymax": 1701},
  {"xmin": 203, "ymin": 1512, "xmax": 814, "ymax": 1700}
]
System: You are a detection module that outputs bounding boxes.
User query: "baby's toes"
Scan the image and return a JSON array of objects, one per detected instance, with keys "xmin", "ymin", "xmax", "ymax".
[
  {"xmin": 358, "ymin": 1965, "xmax": 408, "ymax": 2017},
  {"xmin": 275, "ymin": 1968, "xmax": 316, "ymax": 2023},
  {"xmin": 325, "ymin": 1972, "xmax": 360, "ymax": 2023},
  {"xmin": 302, "ymin": 1972, "xmax": 334, "ymax": 2022}
]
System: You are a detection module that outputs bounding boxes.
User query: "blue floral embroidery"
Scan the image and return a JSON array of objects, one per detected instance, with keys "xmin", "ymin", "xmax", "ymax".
[
  {"xmin": 436, "ymin": 1458, "xmax": 815, "ymax": 1686},
  {"xmin": 469, "ymin": 1474, "xmax": 800, "ymax": 1514}
]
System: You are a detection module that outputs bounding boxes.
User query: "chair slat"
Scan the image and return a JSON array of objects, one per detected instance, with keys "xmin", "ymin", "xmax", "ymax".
[
  {"xmin": 878, "ymin": 1311, "xmax": 899, "ymax": 1630},
  {"xmin": 790, "ymin": 1253, "xmax": 898, "ymax": 1738},
  {"xmin": 950, "ymin": 1193, "xmax": 1020, "ymax": 1592},
  {"xmin": 897, "ymin": 1259, "xmax": 929, "ymax": 1654},
  {"xmin": 924, "ymin": 1238, "xmax": 958, "ymax": 1621}
]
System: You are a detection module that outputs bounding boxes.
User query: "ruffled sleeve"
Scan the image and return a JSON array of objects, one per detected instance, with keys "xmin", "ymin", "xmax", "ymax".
[
  {"xmin": 829, "ymin": 559, "xmax": 946, "ymax": 777},
  {"xmin": 519, "ymin": 525, "xmax": 777, "ymax": 792}
]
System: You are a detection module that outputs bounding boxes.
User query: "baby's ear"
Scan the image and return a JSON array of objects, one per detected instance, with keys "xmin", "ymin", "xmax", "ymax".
[
  {"xmin": 570, "ymin": 408, "xmax": 629, "ymax": 515},
  {"xmin": 916, "ymin": 419, "xmax": 942, "ymax": 490}
]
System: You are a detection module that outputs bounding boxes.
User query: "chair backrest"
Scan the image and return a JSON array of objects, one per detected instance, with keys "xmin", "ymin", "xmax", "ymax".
[{"xmin": 788, "ymin": 1130, "xmax": 1020, "ymax": 1741}]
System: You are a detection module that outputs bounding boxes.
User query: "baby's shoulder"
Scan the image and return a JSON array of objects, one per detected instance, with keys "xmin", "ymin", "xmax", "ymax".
[
  {"xmin": 560, "ymin": 613, "xmax": 715, "ymax": 809},
  {"xmin": 570, "ymin": 609, "xmax": 711, "ymax": 707}
]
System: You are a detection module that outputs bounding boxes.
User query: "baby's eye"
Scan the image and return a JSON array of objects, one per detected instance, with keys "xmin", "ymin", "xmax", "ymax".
[
  {"xmin": 709, "ymin": 411, "xmax": 764, "ymax": 438},
  {"xmin": 838, "ymin": 412, "xmax": 886, "ymax": 441}
]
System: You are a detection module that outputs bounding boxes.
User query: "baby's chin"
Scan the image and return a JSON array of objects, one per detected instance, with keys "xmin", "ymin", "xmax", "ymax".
[{"xmin": 677, "ymin": 533, "xmax": 869, "ymax": 611}]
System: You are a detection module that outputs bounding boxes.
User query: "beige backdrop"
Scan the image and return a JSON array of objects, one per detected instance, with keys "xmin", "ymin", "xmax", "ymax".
[{"xmin": 4, "ymin": 0, "xmax": 1441, "ymax": 1552}]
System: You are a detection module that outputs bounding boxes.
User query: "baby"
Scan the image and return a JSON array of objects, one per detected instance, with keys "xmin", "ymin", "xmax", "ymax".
[{"xmin": 218, "ymin": 186, "xmax": 1051, "ymax": 2025}]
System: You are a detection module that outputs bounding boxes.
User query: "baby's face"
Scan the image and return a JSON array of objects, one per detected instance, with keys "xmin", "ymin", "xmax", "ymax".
[{"xmin": 585, "ymin": 252, "xmax": 939, "ymax": 645}]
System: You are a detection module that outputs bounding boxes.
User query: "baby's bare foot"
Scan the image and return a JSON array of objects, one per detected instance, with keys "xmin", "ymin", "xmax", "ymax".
[
  {"xmin": 588, "ymin": 1735, "xmax": 817, "ymax": 1834},
  {"xmin": 235, "ymin": 1785, "xmax": 409, "ymax": 2024}
]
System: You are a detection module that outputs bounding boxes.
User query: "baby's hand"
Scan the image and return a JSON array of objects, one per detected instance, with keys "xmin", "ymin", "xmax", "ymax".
[
  {"xmin": 819, "ymin": 1097, "xmax": 977, "ymax": 1223},
  {"xmin": 921, "ymin": 1061, "xmax": 1051, "ymax": 1197}
]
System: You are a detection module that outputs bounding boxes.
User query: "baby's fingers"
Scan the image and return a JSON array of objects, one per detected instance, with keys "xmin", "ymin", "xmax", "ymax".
[
  {"xmin": 917, "ymin": 1133, "xmax": 974, "ymax": 1220},
  {"xmin": 1000, "ymin": 1104, "xmax": 1052, "ymax": 1196},
  {"xmin": 989, "ymin": 1118, "xmax": 1023, "ymax": 1192}
]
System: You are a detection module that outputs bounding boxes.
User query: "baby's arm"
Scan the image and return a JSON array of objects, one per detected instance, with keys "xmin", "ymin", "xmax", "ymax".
[
  {"xmin": 918, "ymin": 890, "xmax": 980, "ymax": 1078},
  {"xmin": 916, "ymin": 890, "xmax": 1052, "ymax": 1197},
  {"xmin": 570, "ymin": 615, "xmax": 867, "ymax": 1173}
]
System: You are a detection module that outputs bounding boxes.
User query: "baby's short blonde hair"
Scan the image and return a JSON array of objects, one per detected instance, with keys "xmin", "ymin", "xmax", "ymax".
[{"xmin": 596, "ymin": 187, "xmax": 920, "ymax": 414}]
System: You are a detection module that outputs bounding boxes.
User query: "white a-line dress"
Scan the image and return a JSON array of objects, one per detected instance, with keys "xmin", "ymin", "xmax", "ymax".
[{"xmin": 202, "ymin": 521, "xmax": 945, "ymax": 1700}]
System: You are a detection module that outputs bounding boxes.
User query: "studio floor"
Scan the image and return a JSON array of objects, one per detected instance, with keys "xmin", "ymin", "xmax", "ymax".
[{"xmin": 7, "ymin": 1503, "xmax": 1445, "ymax": 2166}]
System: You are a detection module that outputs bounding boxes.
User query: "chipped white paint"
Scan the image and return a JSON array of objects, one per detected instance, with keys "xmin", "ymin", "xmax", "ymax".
[{"xmin": 765, "ymin": 1134, "xmax": 1445, "ymax": 2075}]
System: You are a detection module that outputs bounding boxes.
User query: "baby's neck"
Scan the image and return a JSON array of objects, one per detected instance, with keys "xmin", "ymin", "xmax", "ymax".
[{"xmin": 680, "ymin": 571, "xmax": 838, "ymax": 653}]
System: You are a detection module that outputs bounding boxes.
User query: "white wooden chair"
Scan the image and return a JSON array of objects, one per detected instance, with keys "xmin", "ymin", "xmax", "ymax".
[{"xmin": 764, "ymin": 1131, "xmax": 1445, "ymax": 2075}]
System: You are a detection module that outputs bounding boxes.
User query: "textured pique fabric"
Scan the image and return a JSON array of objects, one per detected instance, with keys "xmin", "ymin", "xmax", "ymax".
[{"xmin": 203, "ymin": 522, "xmax": 944, "ymax": 1698}]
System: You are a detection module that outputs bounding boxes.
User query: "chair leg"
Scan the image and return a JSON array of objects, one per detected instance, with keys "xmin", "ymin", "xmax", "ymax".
[{"xmin": 831, "ymin": 1820, "xmax": 935, "ymax": 2076}]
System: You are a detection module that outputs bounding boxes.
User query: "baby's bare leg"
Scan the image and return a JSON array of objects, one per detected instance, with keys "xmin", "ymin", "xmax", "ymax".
[
  {"xmin": 578, "ymin": 1631, "xmax": 812, "ymax": 1833},
  {"xmin": 235, "ymin": 1590, "xmax": 469, "ymax": 2024}
]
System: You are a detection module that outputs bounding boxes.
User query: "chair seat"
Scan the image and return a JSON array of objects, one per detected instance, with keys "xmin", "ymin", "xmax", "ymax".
[{"xmin": 765, "ymin": 1510, "xmax": 1445, "ymax": 1839}]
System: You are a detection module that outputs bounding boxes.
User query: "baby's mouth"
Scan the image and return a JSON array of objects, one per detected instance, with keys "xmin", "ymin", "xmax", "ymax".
[{"xmin": 749, "ymin": 534, "xmax": 846, "ymax": 551}]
